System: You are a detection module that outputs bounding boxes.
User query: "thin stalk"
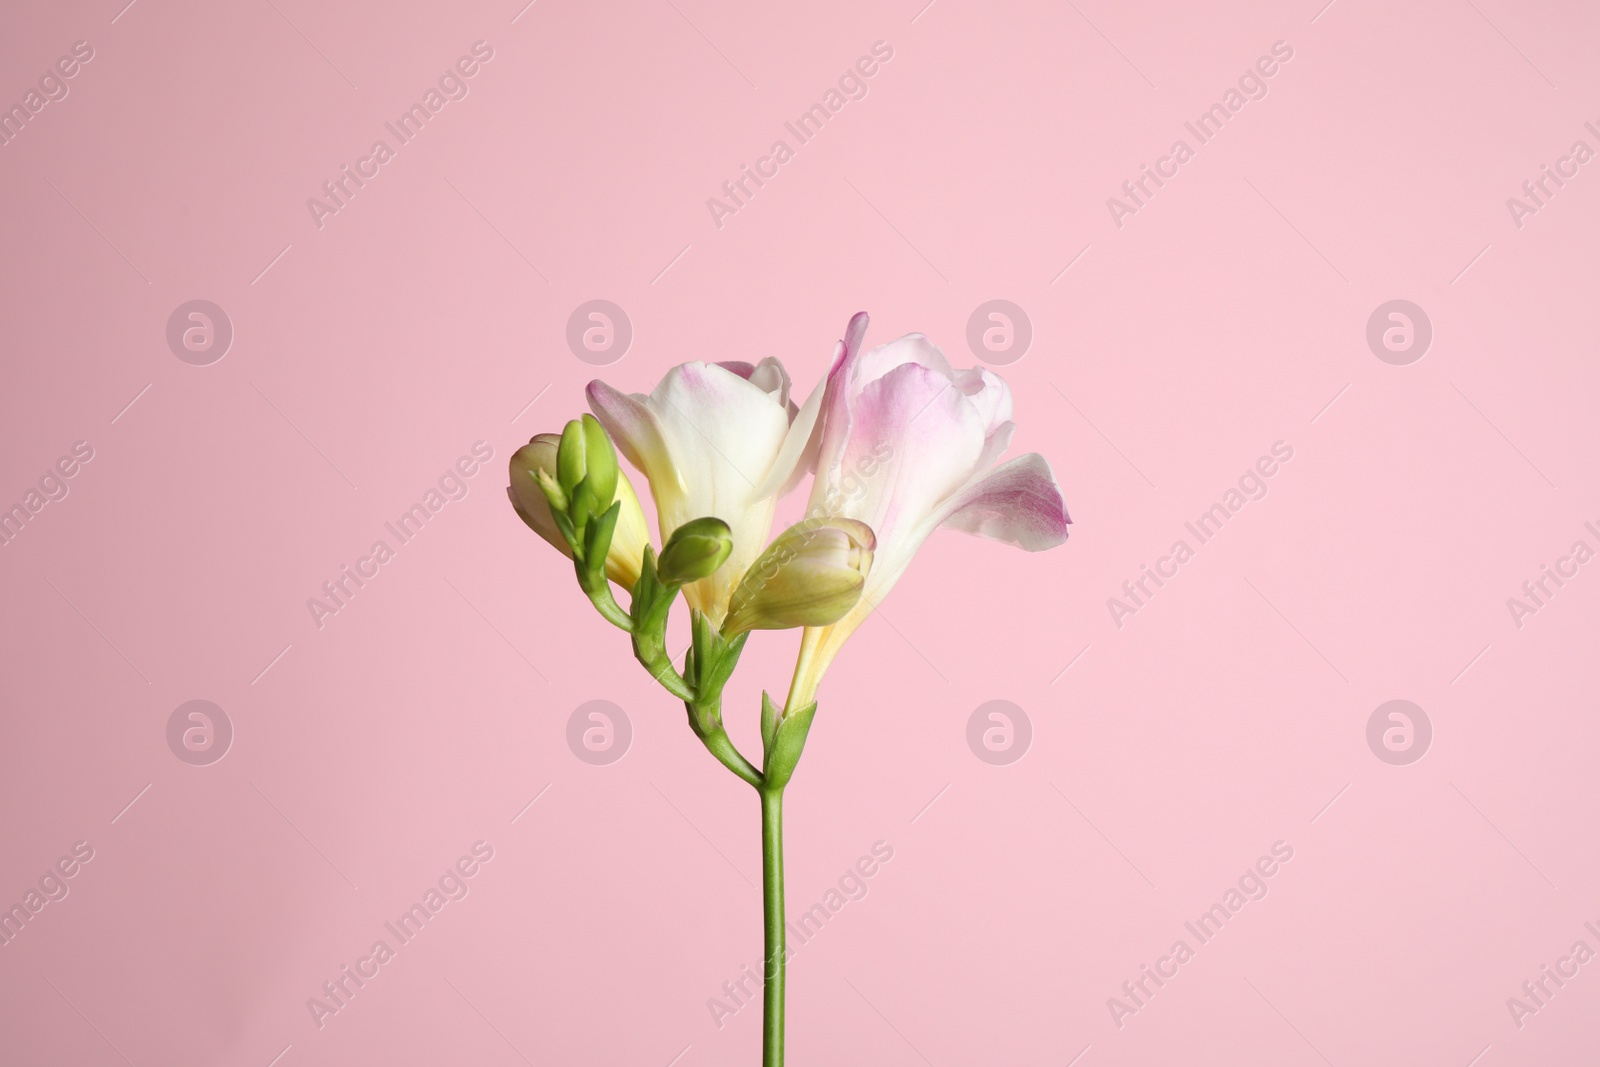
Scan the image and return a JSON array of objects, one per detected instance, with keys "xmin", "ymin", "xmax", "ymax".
[
  {"xmin": 697, "ymin": 722, "xmax": 763, "ymax": 789},
  {"xmin": 761, "ymin": 786, "xmax": 786, "ymax": 1067}
]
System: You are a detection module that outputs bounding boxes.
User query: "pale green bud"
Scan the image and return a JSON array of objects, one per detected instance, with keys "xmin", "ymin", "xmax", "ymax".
[
  {"xmin": 556, "ymin": 420, "xmax": 585, "ymax": 495},
  {"xmin": 657, "ymin": 517, "xmax": 734, "ymax": 586},
  {"xmin": 723, "ymin": 518, "xmax": 875, "ymax": 636},
  {"xmin": 555, "ymin": 414, "xmax": 618, "ymax": 507}
]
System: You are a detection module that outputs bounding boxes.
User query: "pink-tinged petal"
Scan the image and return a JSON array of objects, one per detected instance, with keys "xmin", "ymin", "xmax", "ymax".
[
  {"xmin": 810, "ymin": 313, "xmax": 876, "ymax": 487},
  {"xmin": 758, "ymin": 314, "xmax": 865, "ymax": 498},
  {"xmin": 814, "ymin": 330, "xmax": 960, "ymax": 497},
  {"xmin": 586, "ymin": 379, "xmax": 685, "ymax": 496},
  {"xmin": 935, "ymin": 452, "xmax": 1072, "ymax": 550},
  {"xmin": 850, "ymin": 333, "xmax": 955, "ymax": 394},
  {"xmin": 842, "ymin": 311, "xmax": 870, "ymax": 366},
  {"xmin": 814, "ymin": 361, "xmax": 986, "ymax": 551}
]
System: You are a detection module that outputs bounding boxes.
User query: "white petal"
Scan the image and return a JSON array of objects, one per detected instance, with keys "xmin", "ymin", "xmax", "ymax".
[
  {"xmin": 645, "ymin": 362, "xmax": 793, "ymax": 620},
  {"xmin": 749, "ymin": 357, "xmax": 793, "ymax": 410},
  {"xmin": 649, "ymin": 362, "xmax": 791, "ymax": 503},
  {"xmin": 718, "ymin": 357, "xmax": 793, "ymax": 411},
  {"xmin": 954, "ymin": 367, "xmax": 1013, "ymax": 436},
  {"xmin": 586, "ymin": 379, "xmax": 685, "ymax": 496}
]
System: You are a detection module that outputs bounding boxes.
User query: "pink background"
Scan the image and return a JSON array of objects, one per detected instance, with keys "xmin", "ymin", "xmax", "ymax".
[{"xmin": 2, "ymin": 0, "xmax": 1598, "ymax": 1063}]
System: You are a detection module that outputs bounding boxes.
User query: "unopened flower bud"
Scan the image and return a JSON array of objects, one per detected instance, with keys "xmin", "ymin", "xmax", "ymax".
[
  {"xmin": 509, "ymin": 432, "xmax": 651, "ymax": 589},
  {"xmin": 657, "ymin": 517, "xmax": 734, "ymax": 586},
  {"xmin": 556, "ymin": 414, "xmax": 619, "ymax": 507},
  {"xmin": 723, "ymin": 518, "xmax": 875, "ymax": 636}
]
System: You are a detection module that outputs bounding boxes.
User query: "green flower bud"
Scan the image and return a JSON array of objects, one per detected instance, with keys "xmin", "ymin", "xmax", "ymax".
[
  {"xmin": 555, "ymin": 414, "xmax": 619, "ymax": 507},
  {"xmin": 723, "ymin": 518, "xmax": 875, "ymax": 636},
  {"xmin": 556, "ymin": 419, "xmax": 585, "ymax": 496},
  {"xmin": 657, "ymin": 517, "xmax": 734, "ymax": 586},
  {"xmin": 508, "ymin": 432, "xmax": 651, "ymax": 589},
  {"xmin": 581, "ymin": 414, "xmax": 618, "ymax": 505}
]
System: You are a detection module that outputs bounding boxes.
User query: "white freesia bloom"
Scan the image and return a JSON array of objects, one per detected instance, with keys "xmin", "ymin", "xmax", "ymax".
[
  {"xmin": 785, "ymin": 312, "xmax": 1072, "ymax": 708},
  {"xmin": 588, "ymin": 358, "xmax": 816, "ymax": 626}
]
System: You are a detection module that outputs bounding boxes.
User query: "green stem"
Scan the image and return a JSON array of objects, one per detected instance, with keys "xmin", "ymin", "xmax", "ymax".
[
  {"xmin": 761, "ymin": 785, "xmax": 786, "ymax": 1067},
  {"xmin": 577, "ymin": 565, "xmax": 632, "ymax": 631},
  {"xmin": 587, "ymin": 586, "xmax": 633, "ymax": 631},
  {"xmin": 697, "ymin": 723, "xmax": 763, "ymax": 789},
  {"xmin": 634, "ymin": 634, "xmax": 694, "ymax": 701}
]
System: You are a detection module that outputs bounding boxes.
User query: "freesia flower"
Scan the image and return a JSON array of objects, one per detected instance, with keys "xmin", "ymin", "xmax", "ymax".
[
  {"xmin": 588, "ymin": 358, "xmax": 816, "ymax": 627},
  {"xmin": 507, "ymin": 312, "xmax": 1075, "ymax": 1067},
  {"xmin": 785, "ymin": 312, "xmax": 1072, "ymax": 708}
]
